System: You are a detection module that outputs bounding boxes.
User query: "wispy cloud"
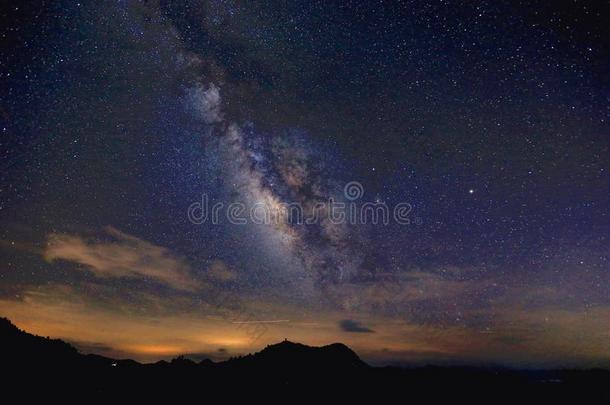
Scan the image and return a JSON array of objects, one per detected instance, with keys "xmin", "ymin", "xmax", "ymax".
[
  {"xmin": 339, "ymin": 319, "xmax": 375, "ymax": 333},
  {"xmin": 207, "ymin": 260, "xmax": 237, "ymax": 282},
  {"xmin": 43, "ymin": 227, "xmax": 201, "ymax": 291}
]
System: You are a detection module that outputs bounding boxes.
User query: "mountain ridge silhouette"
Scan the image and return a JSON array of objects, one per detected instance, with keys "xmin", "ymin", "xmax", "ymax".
[{"xmin": 1, "ymin": 316, "xmax": 609, "ymax": 401}]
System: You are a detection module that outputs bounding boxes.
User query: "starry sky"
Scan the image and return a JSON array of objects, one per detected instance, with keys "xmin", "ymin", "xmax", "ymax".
[{"xmin": 1, "ymin": 0, "xmax": 609, "ymax": 367}]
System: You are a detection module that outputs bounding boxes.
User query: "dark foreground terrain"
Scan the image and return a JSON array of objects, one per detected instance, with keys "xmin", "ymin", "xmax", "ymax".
[{"xmin": 1, "ymin": 317, "xmax": 608, "ymax": 401}]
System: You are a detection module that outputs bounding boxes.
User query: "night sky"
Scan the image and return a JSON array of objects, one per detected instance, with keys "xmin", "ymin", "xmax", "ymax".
[{"xmin": 1, "ymin": 0, "xmax": 608, "ymax": 367}]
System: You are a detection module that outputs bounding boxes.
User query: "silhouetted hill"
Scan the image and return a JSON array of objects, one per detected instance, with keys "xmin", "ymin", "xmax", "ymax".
[
  {"xmin": 0, "ymin": 317, "xmax": 80, "ymax": 362},
  {"xmin": 1, "ymin": 317, "xmax": 609, "ymax": 401},
  {"xmin": 226, "ymin": 340, "xmax": 367, "ymax": 370}
]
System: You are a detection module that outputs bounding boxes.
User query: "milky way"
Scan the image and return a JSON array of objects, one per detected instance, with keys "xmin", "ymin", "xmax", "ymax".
[{"xmin": 0, "ymin": 0, "xmax": 608, "ymax": 367}]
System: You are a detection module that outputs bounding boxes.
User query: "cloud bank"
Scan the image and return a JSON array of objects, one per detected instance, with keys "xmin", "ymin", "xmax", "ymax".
[{"xmin": 44, "ymin": 227, "xmax": 201, "ymax": 291}]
